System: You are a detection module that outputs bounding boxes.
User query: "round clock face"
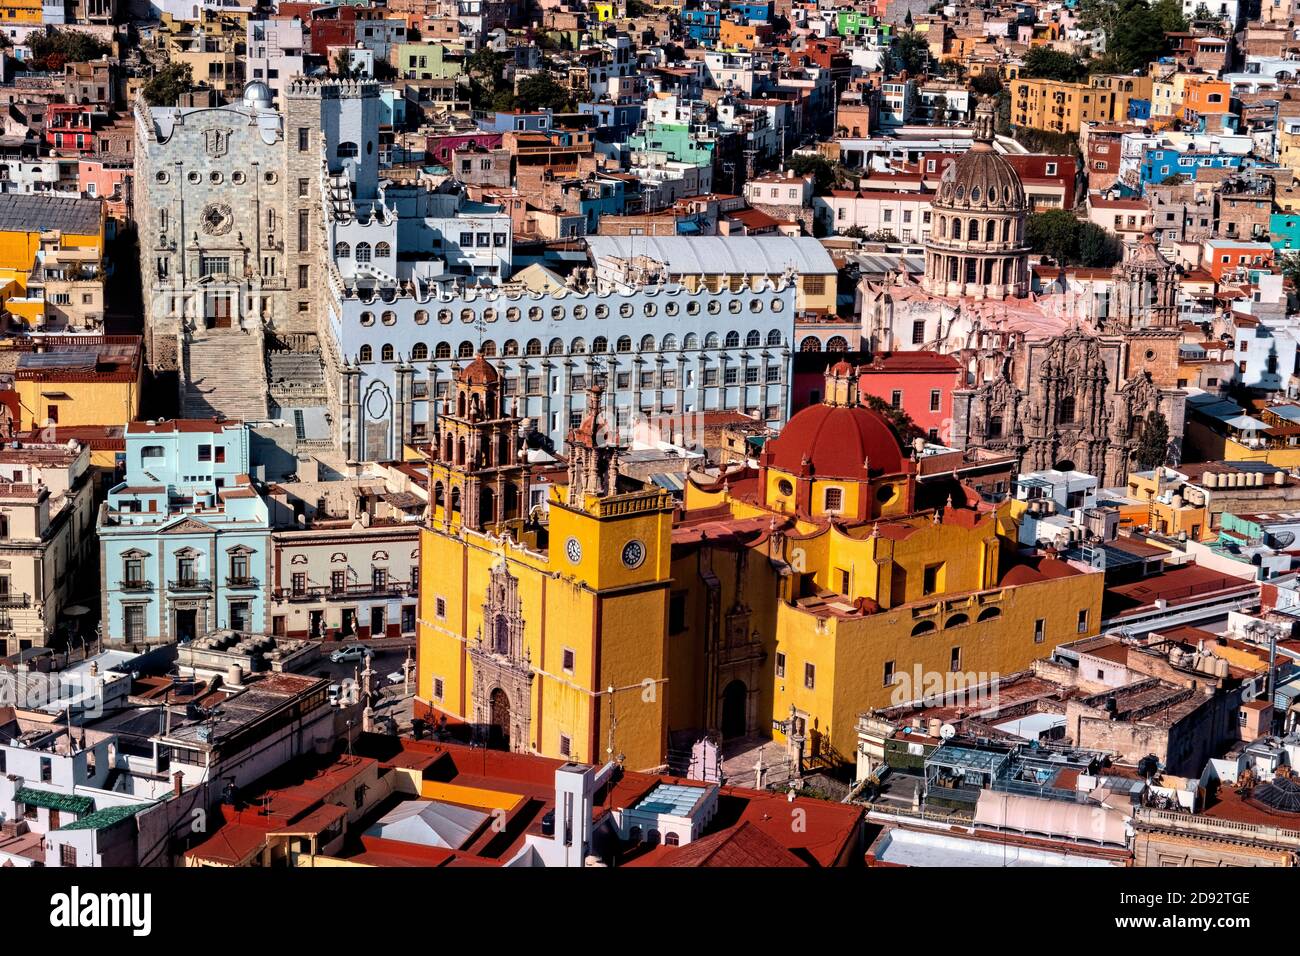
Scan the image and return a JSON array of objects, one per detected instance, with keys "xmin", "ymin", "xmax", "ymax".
[
  {"xmin": 621, "ymin": 539, "xmax": 646, "ymax": 570},
  {"xmin": 565, "ymin": 536, "xmax": 583, "ymax": 565}
]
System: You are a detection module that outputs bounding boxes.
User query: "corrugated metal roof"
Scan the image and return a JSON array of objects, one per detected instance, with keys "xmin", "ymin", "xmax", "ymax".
[{"xmin": 585, "ymin": 235, "xmax": 836, "ymax": 276}]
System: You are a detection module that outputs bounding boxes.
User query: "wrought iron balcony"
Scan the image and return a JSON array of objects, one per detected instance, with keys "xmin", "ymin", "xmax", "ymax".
[
  {"xmin": 168, "ymin": 578, "xmax": 212, "ymax": 592},
  {"xmin": 225, "ymin": 576, "xmax": 260, "ymax": 590}
]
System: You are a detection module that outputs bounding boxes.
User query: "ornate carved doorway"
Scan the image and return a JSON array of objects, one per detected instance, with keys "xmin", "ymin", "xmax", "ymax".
[{"xmin": 489, "ymin": 688, "xmax": 511, "ymax": 750}]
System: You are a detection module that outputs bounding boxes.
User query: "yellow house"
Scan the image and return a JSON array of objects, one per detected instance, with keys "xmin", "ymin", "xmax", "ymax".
[
  {"xmin": 1117, "ymin": 467, "xmax": 1211, "ymax": 541},
  {"xmin": 11, "ymin": 335, "xmax": 142, "ymax": 434},
  {"xmin": 0, "ymin": 193, "xmax": 106, "ymax": 332},
  {"xmin": 1010, "ymin": 75, "xmax": 1148, "ymax": 134},
  {"xmin": 1, "ymin": 0, "xmax": 43, "ymax": 24},
  {"xmin": 419, "ymin": 361, "xmax": 1106, "ymax": 770}
]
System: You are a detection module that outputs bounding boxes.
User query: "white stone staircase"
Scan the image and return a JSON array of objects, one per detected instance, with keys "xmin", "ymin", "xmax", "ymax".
[{"xmin": 182, "ymin": 328, "xmax": 270, "ymax": 422}]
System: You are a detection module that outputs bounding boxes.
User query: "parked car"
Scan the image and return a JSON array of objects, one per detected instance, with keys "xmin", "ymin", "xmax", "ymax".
[
  {"xmin": 386, "ymin": 671, "xmax": 404, "ymax": 686},
  {"xmin": 327, "ymin": 683, "xmax": 342, "ymax": 705},
  {"xmin": 329, "ymin": 645, "xmax": 372, "ymax": 664}
]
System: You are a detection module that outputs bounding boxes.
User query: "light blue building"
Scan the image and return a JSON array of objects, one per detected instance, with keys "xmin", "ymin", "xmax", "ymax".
[{"xmin": 97, "ymin": 421, "xmax": 271, "ymax": 649}]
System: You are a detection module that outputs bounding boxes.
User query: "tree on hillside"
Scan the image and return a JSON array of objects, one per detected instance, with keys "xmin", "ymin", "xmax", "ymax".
[
  {"xmin": 515, "ymin": 72, "xmax": 572, "ymax": 113},
  {"xmin": 970, "ymin": 71, "xmax": 1002, "ymax": 96},
  {"xmin": 1027, "ymin": 209, "xmax": 1080, "ymax": 264},
  {"xmin": 862, "ymin": 392, "xmax": 926, "ymax": 446},
  {"xmin": 788, "ymin": 153, "xmax": 841, "ymax": 195},
  {"xmin": 142, "ymin": 62, "xmax": 193, "ymax": 107},
  {"xmin": 894, "ymin": 30, "xmax": 930, "ymax": 75},
  {"xmin": 1077, "ymin": 221, "xmax": 1123, "ymax": 268},
  {"xmin": 1021, "ymin": 46, "xmax": 1088, "ymax": 83},
  {"xmin": 1135, "ymin": 411, "xmax": 1170, "ymax": 471},
  {"xmin": 27, "ymin": 29, "xmax": 110, "ymax": 70}
]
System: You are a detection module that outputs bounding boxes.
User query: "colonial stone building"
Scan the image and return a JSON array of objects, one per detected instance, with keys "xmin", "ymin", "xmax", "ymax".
[{"xmin": 858, "ymin": 99, "xmax": 1186, "ymax": 487}]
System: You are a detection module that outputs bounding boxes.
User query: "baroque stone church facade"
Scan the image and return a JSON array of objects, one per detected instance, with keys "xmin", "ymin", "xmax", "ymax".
[{"xmin": 861, "ymin": 99, "xmax": 1185, "ymax": 486}]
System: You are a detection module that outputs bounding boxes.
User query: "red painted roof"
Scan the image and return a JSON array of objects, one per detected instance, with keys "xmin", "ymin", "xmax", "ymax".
[{"xmin": 766, "ymin": 400, "xmax": 905, "ymax": 480}]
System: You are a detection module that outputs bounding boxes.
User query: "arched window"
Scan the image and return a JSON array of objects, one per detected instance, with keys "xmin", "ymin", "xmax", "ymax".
[
  {"xmin": 745, "ymin": 330, "xmax": 761, "ymax": 347},
  {"xmin": 616, "ymin": 336, "xmax": 632, "ymax": 352},
  {"xmin": 827, "ymin": 336, "xmax": 848, "ymax": 351},
  {"xmin": 359, "ymin": 344, "xmax": 373, "ymax": 362},
  {"xmin": 141, "ymin": 445, "xmax": 164, "ymax": 459},
  {"xmin": 571, "ymin": 337, "xmax": 586, "ymax": 354},
  {"xmin": 481, "ymin": 341, "xmax": 497, "ymax": 357},
  {"xmin": 591, "ymin": 336, "xmax": 608, "ymax": 353},
  {"xmin": 985, "ymin": 220, "xmax": 996, "ymax": 242},
  {"xmin": 911, "ymin": 621, "xmax": 936, "ymax": 636},
  {"xmin": 375, "ymin": 242, "xmax": 391, "ymax": 258},
  {"xmin": 356, "ymin": 243, "xmax": 372, "ymax": 263},
  {"xmin": 334, "ymin": 241, "xmax": 351, "ymax": 258},
  {"xmin": 435, "ymin": 342, "xmax": 451, "ymax": 359},
  {"xmin": 945, "ymin": 613, "xmax": 969, "ymax": 628},
  {"xmin": 724, "ymin": 331, "xmax": 740, "ymax": 348},
  {"xmin": 664, "ymin": 832, "xmax": 680, "ymax": 846},
  {"xmin": 412, "ymin": 342, "xmax": 429, "ymax": 361},
  {"xmin": 502, "ymin": 339, "xmax": 519, "ymax": 356},
  {"xmin": 548, "ymin": 337, "xmax": 565, "ymax": 355},
  {"xmin": 938, "ymin": 216, "xmax": 947, "ymax": 239},
  {"xmin": 977, "ymin": 606, "xmax": 1001, "ymax": 622},
  {"xmin": 705, "ymin": 332, "xmax": 720, "ymax": 348},
  {"xmin": 684, "ymin": 333, "xmax": 699, "ymax": 349},
  {"xmin": 967, "ymin": 219, "xmax": 979, "ymax": 240},
  {"xmin": 337, "ymin": 141, "xmax": 359, "ymax": 158},
  {"xmin": 640, "ymin": 334, "xmax": 655, "ymax": 351},
  {"xmin": 433, "ymin": 482, "xmax": 444, "ymax": 508},
  {"xmin": 458, "ymin": 340, "xmax": 474, "ymax": 358},
  {"xmin": 800, "ymin": 336, "xmax": 822, "ymax": 352},
  {"xmin": 767, "ymin": 329, "xmax": 782, "ymax": 346},
  {"xmin": 525, "ymin": 338, "xmax": 542, "ymax": 355},
  {"xmin": 661, "ymin": 334, "xmax": 677, "ymax": 350},
  {"xmin": 381, "ymin": 344, "xmax": 395, "ymax": 362}
]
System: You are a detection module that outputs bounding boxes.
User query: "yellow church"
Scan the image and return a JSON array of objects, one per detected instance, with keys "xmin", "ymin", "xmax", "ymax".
[{"xmin": 416, "ymin": 358, "xmax": 1105, "ymax": 771}]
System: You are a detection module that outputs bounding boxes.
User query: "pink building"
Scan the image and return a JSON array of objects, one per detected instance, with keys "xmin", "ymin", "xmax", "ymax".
[
  {"xmin": 858, "ymin": 352, "xmax": 963, "ymax": 444},
  {"xmin": 78, "ymin": 158, "xmax": 131, "ymax": 224},
  {"xmin": 426, "ymin": 131, "xmax": 504, "ymax": 165}
]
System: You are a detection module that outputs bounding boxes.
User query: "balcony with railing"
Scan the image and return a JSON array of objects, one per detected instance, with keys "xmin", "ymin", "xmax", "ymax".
[
  {"xmin": 120, "ymin": 580, "xmax": 153, "ymax": 592},
  {"xmin": 272, "ymin": 580, "xmax": 416, "ymax": 602},
  {"xmin": 225, "ymin": 576, "xmax": 261, "ymax": 590},
  {"xmin": 167, "ymin": 578, "xmax": 213, "ymax": 593},
  {"xmin": 0, "ymin": 592, "xmax": 31, "ymax": 608}
]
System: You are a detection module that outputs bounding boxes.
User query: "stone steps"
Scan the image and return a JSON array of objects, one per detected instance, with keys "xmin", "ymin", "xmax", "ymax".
[{"xmin": 182, "ymin": 331, "xmax": 270, "ymax": 422}]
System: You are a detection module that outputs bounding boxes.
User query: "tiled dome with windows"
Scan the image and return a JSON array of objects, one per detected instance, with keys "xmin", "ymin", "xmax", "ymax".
[{"xmin": 922, "ymin": 96, "xmax": 1031, "ymax": 300}]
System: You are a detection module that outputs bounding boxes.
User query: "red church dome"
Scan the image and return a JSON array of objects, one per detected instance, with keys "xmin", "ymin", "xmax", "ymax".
[{"xmin": 766, "ymin": 401, "xmax": 906, "ymax": 480}]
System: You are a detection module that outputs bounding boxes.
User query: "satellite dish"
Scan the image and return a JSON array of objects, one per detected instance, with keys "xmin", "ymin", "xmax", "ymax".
[{"xmin": 939, "ymin": 723, "xmax": 957, "ymax": 740}]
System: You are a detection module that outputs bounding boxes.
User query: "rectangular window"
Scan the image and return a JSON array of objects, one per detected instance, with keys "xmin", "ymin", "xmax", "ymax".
[
  {"xmin": 298, "ymin": 127, "xmax": 309, "ymax": 151},
  {"xmin": 669, "ymin": 591, "xmax": 687, "ymax": 634},
  {"xmin": 197, "ymin": 444, "xmax": 212, "ymax": 462},
  {"xmin": 298, "ymin": 177, "xmax": 309, "ymax": 197},
  {"xmin": 912, "ymin": 320, "xmax": 926, "ymax": 345},
  {"xmin": 723, "ymin": 367, "xmax": 739, "ymax": 385},
  {"xmin": 923, "ymin": 563, "xmax": 942, "ymax": 595},
  {"xmin": 950, "ymin": 646, "xmax": 962, "ymax": 672},
  {"xmin": 562, "ymin": 648, "xmax": 575, "ymax": 673},
  {"xmin": 804, "ymin": 662, "xmax": 816, "ymax": 690},
  {"xmin": 1034, "ymin": 618, "xmax": 1046, "ymax": 643},
  {"xmin": 559, "ymin": 734, "xmax": 572, "ymax": 757},
  {"xmin": 930, "ymin": 389, "xmax": 941, "ymax": 412},
  {"xmin": 60, "ymin": 843, "xmax": 77, "ymax": 867},
  {"xmin": 433, "ymin": 677, "xmax": 444, "ymax": 699},
  {"xmin": 229, "ymin": 553, "xmax": 249, "ymax": 582},
  {"xmin": 883, "ymin": 660, "xmax": 895, "ymax": 686},
  {"xmin": 298, "ymin": 264, "xmax": 310, "ymax": 289},
  {"xmin": 298, "ymin": 209, "xmax": 309, "ymax": 252},
  {"xmin": 776, "ymin": 651, "xmax": 786, "ymax": 679},
  {"xmin": 891, "ymin": 390, "xmax": 902, "ymax": 408},
  {"xmin": 803, "ymin": 276, "xmax": 826, "ymax": 295},
  {"xmin": 766, "ymin": 365, "xmax": 780, "ymax": 383},
  {"xmin": 1077, "ymin": 608, "xmax": 1089, "ymax": 634},
  {"xmin": 703, "ymin": 368, "xmax": 718, "ymax": 386},
  {"xmin": 292, "ymin": 572, "xmax": 306, "ymax": 595},
  {"xmin": 125, "ymin": 605, "xmax": 145, "ymax": 641},
  {"xmin": 331, "ymin": 570, "xmax": 346, "ymax": 593},
  {"xmin": 124, "ymin": 557, "xmax": 143, "ymax": 587}
]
